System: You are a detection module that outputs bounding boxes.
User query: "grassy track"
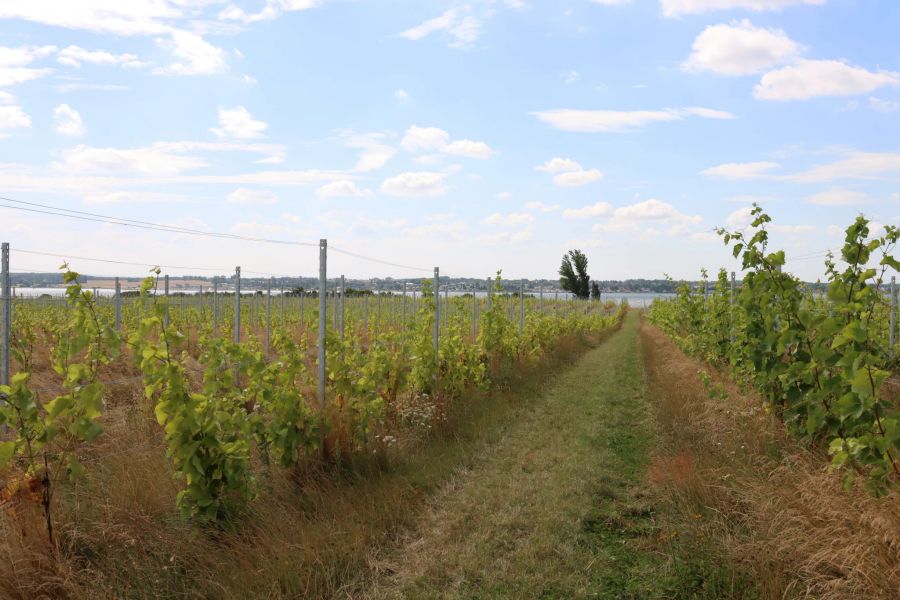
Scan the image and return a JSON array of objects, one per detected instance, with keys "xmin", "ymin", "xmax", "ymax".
[{"xmin": 360, "ymin": 312, "xmax": 671, "ymax": 599}]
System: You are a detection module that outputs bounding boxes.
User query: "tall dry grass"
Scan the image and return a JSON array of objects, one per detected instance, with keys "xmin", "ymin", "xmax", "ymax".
[
  {"xmin": 0, "ymin": 326, "xmax": 609, "ymax": 599},
  {"xmin": 640, "ymin": 318, "xmax": 900, "ymax": 599}
]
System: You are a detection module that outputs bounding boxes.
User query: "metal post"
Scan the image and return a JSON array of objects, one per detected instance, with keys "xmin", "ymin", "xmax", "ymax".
[
  {"xmin": 317, "ymin": 239, "xmax": 327, "ymax": 459},
  {"xmin": 332, "ymin": 288, "xmax": 338, "ymax": 332},
  {"xmin": 433, "ymin": 267, "xmax": 440, "ymax": 374},
  {"xmin": 402, "ymin": 284, "xmax": 407, "ymax": 329},
  {"xmin": 377, "ymin": 293, "xmax": 382, "ymax": 328},
  {"xmin": 115, "ymin": 277, "xmax": 122, "ymax": 331},
  {"xmin": 364, "ymin": 294, "xmax": 369, "ymax": 333},
  {"xmin": 519, "ymin": 280, "xmax": 525, "ymax": 335},
  {"xmin": 266, "ymin": 277, "xmax": 272, "ymax": 356},
  {"xmin": 213, "ymin": 281, "xmax": 218, "ymax": 335},
  {"xmin": 539, "ymin": 287, "xmax": 543, "ymax": 315},
  {"xmin": 1, "ymin": 242, "xmax": 9, "ymax": 386},
  {"xmin": 280, "ymin": 285, "xmax": 285, "ymax": 326},
  {"xmin": 340, "ymin": 275, "xmax": 345, "ymax": 341},
  {"xmin": 234, "ymin": 267, "xmax": 241, "ymax": 343},
  {"xmin": 473, "ymin": 284, "xmax": 478, "ymax": 338},
  {"xmin": 891, "ymin": 276, "xmax": 896, "ymax": 352},
  {"xmin": 163, "ymin": 275, "xmax": 170, "ymax": 328}
]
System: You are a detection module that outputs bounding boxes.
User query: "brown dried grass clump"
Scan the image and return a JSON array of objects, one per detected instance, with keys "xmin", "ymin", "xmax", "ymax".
[{"xmin": 640, "ymin": 318, "xmax": 900, "ymax": 600}]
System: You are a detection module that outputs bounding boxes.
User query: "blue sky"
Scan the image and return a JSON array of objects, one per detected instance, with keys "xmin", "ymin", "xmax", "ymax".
[{"xmin": 0, "ymin": 0, "xmax": 898, "ymax": 281}]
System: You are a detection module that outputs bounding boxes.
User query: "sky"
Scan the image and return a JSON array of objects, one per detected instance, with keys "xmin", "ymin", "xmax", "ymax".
[{"xmin": 0, "ymin": 0, "xmax": 898, "ymax": 282}]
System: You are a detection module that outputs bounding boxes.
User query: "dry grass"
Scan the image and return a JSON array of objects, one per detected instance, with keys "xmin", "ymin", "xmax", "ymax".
[
  {"xmin": 640, "ymin": 317, "xmax": 900, "ymax": 600},
  {"xmin": 1, "ymin": 326, "xmax": 610, "ymax": 599}
]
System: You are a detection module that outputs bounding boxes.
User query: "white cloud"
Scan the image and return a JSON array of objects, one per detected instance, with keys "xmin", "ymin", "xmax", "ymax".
[
  {"xmin": 784, "ymin": 150, "xmax": 900, "ymax": 182},
  {"xmin": 218, "ymin": 0, "xmax": 322, "ymax": 24},
  {"xmin": 443, "ymin": 139, "xmax": 494, "ymax": 159},
  {"xmin": 683, "ymin": 20, "xmax": 800, "ymax": 76},
  {"xmin": 401, "ymin": 125, "xmax": 493, "ymax": 160},
  {"xmin": 315, "ymin": 180, "xmax": 371, "ymax": 198},
  {"xmin": 701, "ymin": 161, "xmax": 781, "ymax": 179},
  {"xmin": 661, "ymin": 0, "xmax": 825, "ymax": 18},
  {"xmin": 553, "ymin": 169, "xmax": 603, "ymax": 186},
  {"xmin": 83, "ymin": 191, "xmax": 188, "ymax": 204},
  {"xmin": 805, "ymin": 188, "xmax": 866, "ymax": 206},
  {"xmin": 0, "ymin": 44, "xmax": 56, "ymax": 87},
  {"xmin": 211, "ymin": 106, "xmax": 268, "ymax": 139},
  {"xmin": 57, "ymin": 45, "xmax": 145, "ymax": 68},
  {"xmin": 525, "ymin": 201, "xmax": 560, "ymax": 212},
  {"xmin": 563, "ymin": 202, "xmax": 613, "ymax": 219},
  {"xmin": 57, "ymin": 144, "xmax": 207, "ymax": 176},
  {"xmin": 593, "ymin": 199, "xmax": 703, "ymax": 235},
  {"xmin": 532, "ymin": 106, "xmax": 735, "ymax": 132},
  {"xmin": 226, "ymin": 187, "xmax": 278, "ymax": 205},
  {"xmin": 54, "ymin": 103, "xmax": 85, "ymax": 136},
  {"xmin": 725, "ymin": 206, "xmax": 754, "ymax": 229},
  {"xmin": 155, "ymin": 30, "xmax": 226, "ymax": 76},
  {"xmin": 56, "ymin": 82, "xmax": 128, "ymax": 93},
  {"xmin": 401, "ymin": 125, "xmax": 450, "ymax": 152},
  {"xmin": 534, "ymin": 156, "xmax": 602, "ymax": 186},
  {"xmin": 0, "ymin": 3, "xmax": 180, "ymax": 36},
  {"xmin": 394, "ymin": 89, "xmax": 410, "ymax": 101},
  {"xmin": 754, "ymin": 59, "xmax": 900, "ymax": 100},
  {"xmin": 0, "ymin": 105, "xmax": 31, "ymax": 131},
  {"xmin": 341, "ymin": 132, "xmax": 395, "ymax": 172},
  {"xmin": 482, "ymin": 212, "xmax": 535, "ymax": 226},
  {"xmin": 535, "ymin": 157, "xmax": 583, "ymax": 173},
  {"xmin": 869, "ymin": 96, "xmax": 899, "ymax": 113},
  {"xmin": 498, "ymin": 191, "xmax": 513, "ymax": 200},
  {"xmin": 398, "ymin": 7, "xmax": 484, "ymax": 49},
  {"xmin": 381, "ymin": 171, "xmax": 447, "ymax": 197}
]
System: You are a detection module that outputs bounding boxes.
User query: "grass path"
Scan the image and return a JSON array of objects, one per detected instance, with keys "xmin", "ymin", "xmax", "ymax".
[{"xmin": 359, "ymin": 312, "xmax": 669, "ymax": 599}]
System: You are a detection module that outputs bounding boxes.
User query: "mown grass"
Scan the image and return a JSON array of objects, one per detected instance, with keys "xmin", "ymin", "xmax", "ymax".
[{"xmin": 360, "ymin": 311, "xmax": 746, "ymax": 599}]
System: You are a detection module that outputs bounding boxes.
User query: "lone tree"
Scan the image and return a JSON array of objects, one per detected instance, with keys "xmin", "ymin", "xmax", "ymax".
[{"xmin": 559, "ymin": 249, "xmax": 591, "ymax": 299}]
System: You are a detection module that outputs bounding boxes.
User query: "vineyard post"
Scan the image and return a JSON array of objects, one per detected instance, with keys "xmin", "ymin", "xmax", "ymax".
[
  {"xmin": 402, "ymin": 283, "xmax": 407, "ymax": 329},
  {"xmin": 1, "ymin": 242, "xmax": 9, "ymax": 386},
  {"xmin": 300, "ymin": 289, "xmax": 304, "ymax": 324},
  {"xmin": 234, "ymin": 266, "xmax": 241, "ymax": 344},
  {"xmin": 433, "ymin": 267, "xmax": 440, "ymax": 376},
  {"xmin": 444, "ymin": 288, "xmax": 448, "ymax": 330},
  {"xmin": 115, "ymin": 277, "xmax": 122, "ymax": 331},
  {"xmin": 317, "ymin": 239, "xmax": 327, "ymax": 460},
  {"xmin": 163, "ymin": 274, "xmax": 170, "ymax": 328},
  {"xmin": 340, "ymin": 275, "xmax": 345, "ymax": 341},
  {"xmin": 332, "ymin": 288, "xmax": 338, "ymax": 332},
  {"xmin": 280, "ymin": 284, "xmax": 284, "ymax": 326},
  {"xmin": 213, "ymin": 281, "xmax": 218, "ymax": 335},
  {"xmin": 891, "ymin": 275, "xmax": 896, "ymax": 353},
  {"xmin": 519, "ymin": 280, "xmax": 524, "ymax": 335},
  {"xmin": 363, "ymin": 293, "xmax": 368, "ymax": 332},
  {"xmin": 266, "ymin": 277, "xmax": 272, "ymax": 356},
  {"xmin": 198, "ymin": 285, "xmax": 203, "ymax": 322},
  {"xmin": 539, "ymin": 286, "xmax": 543, "ymax": 316},
  {"xmin": 472, "ymin": 282, "xmax": 477, "ymax": 338},
  {"xmin": 377, "ymin": 292, "xmax": 381, "ymax": 328},
  {"xmin": 730, "ymin": 272, "xmax": 735, "ymax": 346}
]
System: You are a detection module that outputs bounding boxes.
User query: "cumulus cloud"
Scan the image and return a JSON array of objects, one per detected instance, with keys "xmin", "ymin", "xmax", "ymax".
[
  {"xmin": 211, "ymin": 106, "xmax": 268, "ymax": 139},
  {"xmin": 563, "ymin": 201, "xmax": 613, "ymax": 219},
  {"xmin": 804, "ymin": 188, "xmax": 866, "ymax": 206},
  {"xmin": 226, "ymin": 187, "xmax": 278, "ymax": 205},
  {"xmin": 57, "ymin": 45, "xmax": 145, "ymax": 68},
  {"xmin": 0, "ymin": 44, "xmax": 56, "ymax": 87},
  {"xmin": 592, "ymin": 199, "xmax": 703, "ymax": 236},
  {"xmin": 683, "ymin": 20, "xmax": 800, "ymax": 76},
  {"xmin": 155, "ymin": 31, "xmax": 227, "ymax": 76},
  {"xmin": 701, "ymin": 161, "xmax": 781, "ymax": 179},
  {"xmin": 381, "ymin": 171, "xmax": 447, "ymax": 197},
  {"xmin": 401, "ymin": 125, "xmax": 493, "ymax": 160},
  {"xmin": 398, "ymin": 7, "xmax": 484, "ymax": 49},
  {"xmin": 54, "ymin": 103, "xmax": 85, "ymax": 136},
  {"xmin": 315, "ymin": 180, "xmax": 371, "ymax": 198},
  {"xmin": 0, "ymin": 105, "xmax": 31, "ymax": 131},
  {"xmin": 754, "ymin": 59, "xmax": 900, "ymax": 100},
  {"xmin": 534, "ymin": 157, "xmax": 603, "ymax": 186}
]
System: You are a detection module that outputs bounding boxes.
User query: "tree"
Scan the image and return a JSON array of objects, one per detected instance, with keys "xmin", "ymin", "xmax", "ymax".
[
  {"xmin": 590, "ymin": 281, "xmax": 601, "ymax": 300},
  {"xmin": 559, "ymin": 249, "xmax": 591, "ymax": 299}
]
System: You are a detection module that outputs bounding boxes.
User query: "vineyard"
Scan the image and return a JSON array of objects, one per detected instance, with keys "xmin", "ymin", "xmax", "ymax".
[
  {"xmin": 648, "ymin": 206, "xmax": 900, "ymax": 493},
  {"xmin": 0, "ymin": 248, "xmax": 625, "ymax": 552}
]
